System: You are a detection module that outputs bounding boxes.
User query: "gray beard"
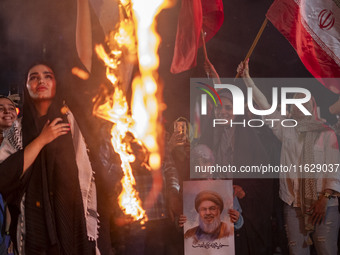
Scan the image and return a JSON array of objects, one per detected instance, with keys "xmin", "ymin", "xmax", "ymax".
[{"xmin": 199, "ymin": 216, "xmax": 221, "ymax": 234}]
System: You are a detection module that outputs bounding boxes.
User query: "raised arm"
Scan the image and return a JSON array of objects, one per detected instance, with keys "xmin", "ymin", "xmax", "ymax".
[
  {"xmin": 204, "ymin": 59, "xmax": 221, "ymax": 85},
  {"xmin": 76, "ymin": 0, "xmax": 93, "ymax": 73},
  {"xmin": 237, "ymin": 60, "xmax": 271, "ymax": 110},
  {"xmin": 23, "ymin": 118, "xmax": 70, "ymax": 173}
]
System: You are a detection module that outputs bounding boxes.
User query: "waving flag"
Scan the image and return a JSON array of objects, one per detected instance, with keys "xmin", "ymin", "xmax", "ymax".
[
  {"xmin": 266, "ymin": 0, "xmax": 340, "ymax": 94},
  {"xmin": 171, "ymin": 0, "xmax": 224, "ymax": 74}
]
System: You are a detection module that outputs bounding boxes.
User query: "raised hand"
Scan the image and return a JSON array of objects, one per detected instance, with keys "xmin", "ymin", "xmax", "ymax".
[
  {"xmin": 204, "ymin": 59, "xmax": 221, "ymax": 84},
  {"xmin": 233, "ymin": 185, "xmax": 246, "ymax": 199},
  {"xmin": 168, "ymin": 131, "xmax": 186, "ymax": 151},
  {"xmin": 237, "ymin": 59, "xmax": 250, "ymax": 78}
]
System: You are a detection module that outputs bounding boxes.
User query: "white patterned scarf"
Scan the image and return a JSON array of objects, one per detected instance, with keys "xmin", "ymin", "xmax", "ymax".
[
  {"xmin": 66, "ymin": 110, "xmax": 100, "ymax": 254},
  {"xmin": 296, "ymin": 119, "xmax": 326, "ymax": 245},
  {"xmin": 0, "ymin": 119, "xmax": 25, "ymax": 254}
]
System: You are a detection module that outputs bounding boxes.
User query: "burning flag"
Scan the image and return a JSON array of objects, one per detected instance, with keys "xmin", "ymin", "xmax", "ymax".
[{"xmin": 93, "ymin": 0, "xmax": 169, "ymax": 221}]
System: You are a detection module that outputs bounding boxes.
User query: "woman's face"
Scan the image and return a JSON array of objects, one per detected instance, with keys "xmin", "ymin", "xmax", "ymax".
[
  {"xmin": 0, "ymin": 98, "xmax": 17, "ymax": 130},
  {"xmin": 214, "ymin": 97, "xmax": 235, "ymax": 123},
  {"xmin": 26, "ymin": 64, "xmax": 56, "ymax": 103},
  {"xmin": 290, "ymin": 93, "xmax": 314, "ymax": 120}
]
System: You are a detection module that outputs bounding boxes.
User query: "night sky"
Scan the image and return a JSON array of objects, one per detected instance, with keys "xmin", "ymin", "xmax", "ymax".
[{"xmin": 0, "ymin": 0, "xmax": 338, "ymax": 127}]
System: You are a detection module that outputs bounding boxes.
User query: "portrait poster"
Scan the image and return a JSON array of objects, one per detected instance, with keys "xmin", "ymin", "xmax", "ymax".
[{"xmin": 183, "ymin": 180, "xmax": 234, "ymax": 255}]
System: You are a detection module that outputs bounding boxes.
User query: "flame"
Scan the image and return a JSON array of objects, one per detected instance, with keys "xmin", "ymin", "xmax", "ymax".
[
  {"xmin": 114, "ymin": 20, "xmax": 136, "ymax": 54},
  {"xmin": 130, "ymin": 0, "xmax": 169, "ymax": 170},
  {"xmin": 93, "ymin": 0, "xmax": 168, "ymax": 221}
]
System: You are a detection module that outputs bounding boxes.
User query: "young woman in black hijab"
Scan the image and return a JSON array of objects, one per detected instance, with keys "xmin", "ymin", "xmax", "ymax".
[{"xmin": 2, "ymin": 62, "xmax": 115, "ymax": 255}]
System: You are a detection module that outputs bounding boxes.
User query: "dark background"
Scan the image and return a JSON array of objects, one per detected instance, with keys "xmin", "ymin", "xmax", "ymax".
[{"xmin": 0, "ymin": 0, "xmax": 338, "ymax": 127}]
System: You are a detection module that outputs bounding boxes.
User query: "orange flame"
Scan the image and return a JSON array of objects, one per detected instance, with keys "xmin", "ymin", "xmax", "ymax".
[
  {"xmin": 93, "ymin": 0, "xmax": 168, "ymax": 221},
  {"xmin": 130, "ymin": 0, "xmax": 169, "ymax": 170},
  {"xmin": 95, "ymin": 46, "xmax": 145, "ymax": 220}
]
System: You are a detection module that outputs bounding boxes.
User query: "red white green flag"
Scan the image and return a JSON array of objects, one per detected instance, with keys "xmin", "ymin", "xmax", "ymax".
[{"xmin": 267, "ymin": 0, "xmax": 340, "ymax": 94}]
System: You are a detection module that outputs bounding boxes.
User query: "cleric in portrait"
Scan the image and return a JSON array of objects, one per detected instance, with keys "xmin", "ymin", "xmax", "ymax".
[{"xmin": 184, "ymin": 190, "xmax": 231, "ymax": 244}]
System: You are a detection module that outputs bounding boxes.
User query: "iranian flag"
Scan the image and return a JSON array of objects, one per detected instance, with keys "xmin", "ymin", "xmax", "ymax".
[{"xmin": 266, "ymin": 0, "xmax": 340, "ymax": 94}]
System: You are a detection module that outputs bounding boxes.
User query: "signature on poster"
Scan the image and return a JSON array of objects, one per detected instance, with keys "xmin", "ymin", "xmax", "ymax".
[{"xmin": 192, "ymin": 242, "xmax": 229, "ymax": 249}]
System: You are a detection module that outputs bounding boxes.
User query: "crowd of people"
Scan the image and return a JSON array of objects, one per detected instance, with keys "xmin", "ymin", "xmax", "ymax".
[
  {"xmin": 0, "ymin": 59, "xmax": 339, "ymax": 255},
  {"xmin": 0, "ymin": 57, "xmax": 339, "ymax": 255},
  {"xmin": 0, "ymin": 0, "xmax": 339, "ymax": 252}
]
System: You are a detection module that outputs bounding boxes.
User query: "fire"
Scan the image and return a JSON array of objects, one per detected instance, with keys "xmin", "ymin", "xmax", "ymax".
[
  {"xmin": 130, "ymin": 0, "xmax": 169, "ymax": 170},
  {"xmin": 93, "ymin": 0, "xmax": 169, "ymax": 221},
  {"xmin": 95, "ymin": 45, "xmax": 145, "ymax": 220}
]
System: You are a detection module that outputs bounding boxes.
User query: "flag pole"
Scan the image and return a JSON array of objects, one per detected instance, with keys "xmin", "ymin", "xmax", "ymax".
[
  {"xmin": 235, "ymin": 17, "xmax": 268, "ymax": 79},
  {"xmin": 201, "ymin": 29, "xmax": 209, "ymax": 74},
  {"xmin": 201, "ymin": 29, "xmax": 221, "ymax": 84}
]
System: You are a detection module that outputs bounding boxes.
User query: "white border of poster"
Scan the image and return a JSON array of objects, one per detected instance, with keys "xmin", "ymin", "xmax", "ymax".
[{"xmin": 183, "ymin": 180, "xmax": 235, "ymax": 255}]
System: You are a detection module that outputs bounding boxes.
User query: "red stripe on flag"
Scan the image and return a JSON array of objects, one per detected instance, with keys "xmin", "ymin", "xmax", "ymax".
[
  {"xmin": 200, "ymin": 0, "xmax": 224, "ymax": 46},
  {"xmin": 171, "ymin": 0, "xmax": 224, "ymax": 74},
  {"xmin": 170, "ymin": 0, "xmax": 202, "ymax": 74}
]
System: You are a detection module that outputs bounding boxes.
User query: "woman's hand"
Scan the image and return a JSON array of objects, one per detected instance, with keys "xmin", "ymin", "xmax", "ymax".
[
  {"xmin": 37, "ymin": 118, "xmax": 70, "ymax": 146},
  {"xmin": 203, "ymin": 59, "xmax": 221, "ymax": 84},
  {"xmin": 237, "ymin": 59, "xmax": 250, "ymax": 78},
  {"xmin": 22, "ymin": 118, "xmax": 70, "ymax": 173},
  {"xmin": 204, "ymin": 60, "xmax": 219, "ymax": 79},
  {"xmin": 229, "ymin": 209, "xmax": 240, "ymax": 223}
]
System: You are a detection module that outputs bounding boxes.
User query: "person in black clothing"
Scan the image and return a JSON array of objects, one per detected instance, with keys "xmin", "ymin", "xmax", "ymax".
[{"xmin": 0, "ymin": 62, "xmax": 116, "ymax": 255}]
